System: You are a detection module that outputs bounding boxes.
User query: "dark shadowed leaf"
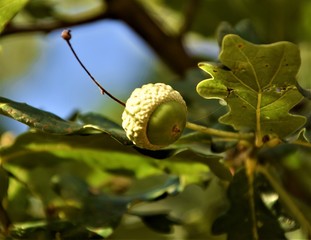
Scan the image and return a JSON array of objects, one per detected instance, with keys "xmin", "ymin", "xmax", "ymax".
[
  {"xmin": 0, "ymin": 97, "xmax": 82, "ymax": 134},
  {"xmin": 210, "ymin": 138, "xmax": 238, "ymax": 153},
  {"xmin": 212, "ymin": 169, "xmax": 286, "ymax": 240},
  {"xmin": 131, "ymin": 211, "xmax": 182, "ymax": 234},
  {"xmin": 0, "ymin": 97, "xmax": 131, "ymax": 143},
  {"xmin": 217, "ymin": 20, "xmax": 260, "ymax": 48},
  {"xmin": 9, "ymin": 220, "xmax": 104, "ymax": 239},
  {"xmin": 0, "ymin": 167, "xmax": 9, "ymax": 202},
  {"xmin": 0, "ymin": 166, "xmax": 10, "ymax": 231},
  {"xmin": 296, "ymin": 82, "xmax": 311, "ymax": 100},
  {"xmin": 50, "ymin": 174, "xmax": 182, "ymax": 231},
  {"xmin": 77, "ymin": 112, "xmax": 132, "ymax": 145},
  {"xmin": 135, "ymin": 132, "xmax": 232, "ymax": 181}
]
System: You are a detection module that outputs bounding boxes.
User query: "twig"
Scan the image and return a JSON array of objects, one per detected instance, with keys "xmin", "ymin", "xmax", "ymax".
[
  {"xmin": 61, "ymin": 30, "xmax": 126, "ymax": 106},
  {"xmin": 186, "ymin": 122, "xmax": 254, "ymax": 140},
  {"xmin": 246, "ymin": 155, "xmax": 259, "ymax": 240},
  {"xmin": 257, "ymin": 165, "xmax": 311, "ymax": 237},
  {"xmin": 2, "ymin": 0, "xmax": 196, "ymax": 76},
  {"xmin": 292, "ymin": 140, "xmax": 311, "ymax": 148}
]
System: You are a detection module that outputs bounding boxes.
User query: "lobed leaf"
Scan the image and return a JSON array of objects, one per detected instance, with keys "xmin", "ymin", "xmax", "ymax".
[{"xmin": 197, "ymin": 34, "xmax": 306, "ymax": 145}]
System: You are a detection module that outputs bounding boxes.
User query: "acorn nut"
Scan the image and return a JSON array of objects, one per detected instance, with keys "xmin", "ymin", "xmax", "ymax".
[{"xmin": 122, "ymin": 83, "xmax": 187, "ymax": 150}]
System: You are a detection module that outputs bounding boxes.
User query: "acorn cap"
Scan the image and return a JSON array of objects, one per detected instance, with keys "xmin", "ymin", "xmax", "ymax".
[{"xmin": 122, "ymin": 83, "xmax": 187, "ymax": 150}]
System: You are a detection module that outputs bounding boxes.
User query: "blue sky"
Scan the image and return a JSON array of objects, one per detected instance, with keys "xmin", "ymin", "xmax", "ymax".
[{"xmin": 0, "ymin": 20, "xmax": 157, "ymax": 133}]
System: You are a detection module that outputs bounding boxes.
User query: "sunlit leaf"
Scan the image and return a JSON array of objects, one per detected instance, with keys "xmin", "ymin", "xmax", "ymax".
[
  {"xmin": 0, "ymin": 98, "xmax": 225, "ymax": 183},
  {"xmin": 0, "ymin": 95, "xmax": 231, "ymax": 182},
  {"xmin": 0, "ymin": 0, "xmax": 28, "ymax": 34},
  {"xmin": 0, "ymin": 132, "xmax": 161, "ymax": 179},
  {"xmin": 197, "ymin": 34, "xmax": 306, "ymax": 145},
  {"xmin": 0, "ymin": 96, "xmax": 225, "ymax": 183},
  {"xmin": 0, "ymin": 130, "xmax": 216, "ymax": 187}
]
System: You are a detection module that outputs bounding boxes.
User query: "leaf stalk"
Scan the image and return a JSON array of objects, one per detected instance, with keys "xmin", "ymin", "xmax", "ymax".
[
  {"xmin": 257, "ymin": 165, "xmax": 311, "ymax": 237},
  {"xmin": 186, "ymin": 122, "xmax": 254, "ymax": 140}
]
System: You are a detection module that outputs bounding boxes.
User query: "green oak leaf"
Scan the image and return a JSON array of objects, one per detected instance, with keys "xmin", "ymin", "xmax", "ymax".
[
  {"xmin": 0, "ymin": 95, "xmax": 228, "ymax": 181},
  {"xmin": 197, "ymin": 34, "xmax": 306, "ymax": 145},
  {"xmin": 0, "ymin": 96, "xmax": 132, "ymax": 144}
]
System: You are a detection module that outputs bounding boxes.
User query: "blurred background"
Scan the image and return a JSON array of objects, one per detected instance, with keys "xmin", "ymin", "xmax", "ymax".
[
  {"xmin": 1, "ymin": 1, "xmax": 311, "ymax": 239},
  {"xmin": 1, "ymin": 0, "xmax": 311, "ymax": 134}
]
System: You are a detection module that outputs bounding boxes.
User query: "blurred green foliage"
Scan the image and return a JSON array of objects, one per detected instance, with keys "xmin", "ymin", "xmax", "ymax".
[{"xmin": 1, "ymin": 0, "xmax": 311, "ymax": 239}]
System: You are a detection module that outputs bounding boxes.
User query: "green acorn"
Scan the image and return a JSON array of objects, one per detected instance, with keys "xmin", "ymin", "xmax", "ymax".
[{"xmin": 122, "ymin": 83, "xmax": 187, "ymax": 150}]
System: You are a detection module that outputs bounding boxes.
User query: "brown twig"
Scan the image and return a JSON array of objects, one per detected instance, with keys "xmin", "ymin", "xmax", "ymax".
[
  {"xmin": 61, "ymin": 29, "xmax": 126, "ymax": 106},
  {"xmin": 1, "ymin": 14, "xmax": 104, "ymax": 36}
]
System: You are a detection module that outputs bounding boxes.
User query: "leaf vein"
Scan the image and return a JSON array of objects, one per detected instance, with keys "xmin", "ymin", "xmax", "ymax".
[{"xmin": 268, "ymin": 46, "xmax": 285, "ymax": 87}]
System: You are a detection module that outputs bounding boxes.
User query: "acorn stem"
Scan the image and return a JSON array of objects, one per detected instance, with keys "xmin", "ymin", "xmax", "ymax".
[
  {"xmin": 186, "ymin": 122, "xmax": 254, "ymax": 140},
  {"xmin": 61, "ymin": 29, "xmax": 126, "ymax": 107}
]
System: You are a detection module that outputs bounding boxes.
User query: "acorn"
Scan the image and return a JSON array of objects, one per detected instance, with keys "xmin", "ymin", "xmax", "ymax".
[{"xmin": 122, "ymin": 83, "xmax": 187, "ymax": 150}]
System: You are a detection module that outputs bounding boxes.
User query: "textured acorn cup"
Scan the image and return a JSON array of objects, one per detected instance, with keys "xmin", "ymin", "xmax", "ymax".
[{"xmin": 122, "ymin": 83, "xmax": 187, "ymax": 150}]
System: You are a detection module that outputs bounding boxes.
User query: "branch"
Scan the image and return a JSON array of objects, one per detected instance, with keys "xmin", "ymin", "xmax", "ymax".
[
  {"xmin": 1, "ymin": 14, "xmax": 105, "ymax": 36},
  {"xmin": 179, "ymin": 0, "xmax": 201, "ymax": 37},
  {"xmin": 103, "ymin": 0, "xmax": 197, "ymax": 76},
  {"xmin": 1, "ymin": 0, "xmax": 197, "ymax": 76}
]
